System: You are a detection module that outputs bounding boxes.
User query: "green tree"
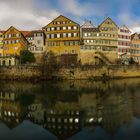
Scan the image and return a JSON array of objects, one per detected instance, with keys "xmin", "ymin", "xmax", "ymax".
[{"xmin": 20, "ymin": 50, "xmax": 36, "ymax": 64}]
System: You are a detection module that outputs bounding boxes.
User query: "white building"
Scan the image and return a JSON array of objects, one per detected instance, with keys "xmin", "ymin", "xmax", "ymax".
[
  {"xmin": 26, "ymin": 30, "xmax": 46, "ymax": 54},
  {"xmin": 118, "ymin": 25, "xmax": 131, "ymax": 64}
]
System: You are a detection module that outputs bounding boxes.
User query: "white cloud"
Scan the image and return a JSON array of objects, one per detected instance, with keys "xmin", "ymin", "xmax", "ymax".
[
  {"xmin": 0, "ymin": 0, "xmax": 60, "ymax": 30},
  {"xmin": 118, "ymin": 12, "xmax": 140, "ymax": 33},
  {"xmin": 58, "ymin": 0, "xmax": 109, "ymax": 17}
]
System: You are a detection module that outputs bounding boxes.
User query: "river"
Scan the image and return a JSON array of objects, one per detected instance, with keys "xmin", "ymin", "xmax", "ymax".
[{"xmin": 0, "ymin": 79, "xmax": 140, "ymax": 140}]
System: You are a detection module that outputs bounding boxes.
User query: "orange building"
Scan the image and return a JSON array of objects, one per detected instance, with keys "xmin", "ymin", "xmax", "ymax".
[
  {"xmin": 3, "ymin": 26, "xmax": 29, "ymax": 56},
  {"xmin": 130, "ymin": 33, "xmax": 140, "ymax": 64}
]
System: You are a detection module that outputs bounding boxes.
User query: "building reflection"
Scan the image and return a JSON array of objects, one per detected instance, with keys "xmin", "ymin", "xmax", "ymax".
[
  {"xmin": 0, "ymin": 92, "xmax": 27, "ymax": 129},
  {"xmin": 0, "ymin": 79, "xmax": 139, "ymax": 139}
]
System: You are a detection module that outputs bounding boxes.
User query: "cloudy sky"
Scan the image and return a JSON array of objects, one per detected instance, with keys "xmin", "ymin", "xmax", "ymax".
[{"xmin": 0, "ymin": 0, "xmax": 140, "ymax": 32}]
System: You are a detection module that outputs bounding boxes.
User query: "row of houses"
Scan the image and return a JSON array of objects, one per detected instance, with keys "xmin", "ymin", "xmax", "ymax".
[{"xmin": 0, "ymin": 15, "xmax": 140, "ymax": 66}]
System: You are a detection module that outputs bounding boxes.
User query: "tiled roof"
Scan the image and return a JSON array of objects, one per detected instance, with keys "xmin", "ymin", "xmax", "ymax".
[
  {"xmin": 25, "ymin": 30, "xmax": 44, "ymax": 37},
  {"xmin": 0, "ymin": 30, "xmax": 5, "ymax": 33},
  {"xmin": 21, "ymin": 31, "xmax": 31, "ymax": 37},
  {"xmin": 131, "ymin": 33, "xmax": 139, "ymax": 40},
  {"xmin": 81, "ymin": 20, "xmax": 95, "ymax": 28}
]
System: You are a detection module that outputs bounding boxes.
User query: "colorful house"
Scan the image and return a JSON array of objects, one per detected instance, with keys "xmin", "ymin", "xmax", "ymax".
[
  {"xmin": 80, "ymin": 18, "xmax": 118, "ymax": 65},
  {"xmin": 118, "ymin": 25, "xmax": 131, "ymax": 64},
  {"xmin": 0, "ymin": 56, "xmax": 19, "ymax": 66},
  {"xmin": 130, "ymin": 33, "xmax": 140, "ymax": 64},
  {"xmin": 3, "ymin": 26, "xmax": 29, "ymax": 56},
  {"xmin": 0, "ymin": 31, "xmax": 4, "ymax": 57},
  {"xmin": 97, "ymin": 17, "xmax": 118, "ymax": 64},
  {"xmin": 80, "ymin": 20, "xmax": 101, "ymax": 65},
  {"xmin": 43, "ymin": 15, "xmax": 81, "ymax": 65},
  {"xmin": 26, "ymin": 30, "xmax": 46, "ymax": 63}
]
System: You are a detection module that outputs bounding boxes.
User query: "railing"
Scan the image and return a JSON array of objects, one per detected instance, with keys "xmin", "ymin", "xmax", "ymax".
[{"xmin": 95, "ymin": 51, "xmax": 113, "ymax": 65}]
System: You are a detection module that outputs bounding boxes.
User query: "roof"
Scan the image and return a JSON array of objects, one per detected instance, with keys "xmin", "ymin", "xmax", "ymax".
[
  {"xmin": 119, "ymin": 25, "xmax": 131, "ymax": 33},
  {"xmin": 99, "ymin": 17, "xmax": 118, "ymax": 28},
  {"xmin": 21, "ymin": 31, "xmax": 31, "ymax": 37},
  {"xmin": 81, "ymin": 20, "xmax": 95, "ymax": 28},
  {"xmin": 25, "ymin": 32, "xmax": 34, "ymax": 37},
  {"xmin": 0, "ymin": 30, "xmax": 5, "ymax": 34},
  {"xmin": 3, "ymin": 26, "xmax": 29, "ymax": 44},
  {"xmin": 25, "ymin": 30, "xmax": 44, "ymax": 37},
  {"xmin": 131, "ymin": 33, "xmax": 139, "ymax": 40},
  {"xmin": 43, "ymin": 15, "xmax": 80, "ymax": 29},
  {"xmin": 32, "ymin": 30, "xmax": 44, "ymax": 33}
]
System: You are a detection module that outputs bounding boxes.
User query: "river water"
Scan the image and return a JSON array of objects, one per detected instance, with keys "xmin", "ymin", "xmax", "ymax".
[{"xmin": 0, "ymin": 79, "xmax": 140, "ymax": 140}]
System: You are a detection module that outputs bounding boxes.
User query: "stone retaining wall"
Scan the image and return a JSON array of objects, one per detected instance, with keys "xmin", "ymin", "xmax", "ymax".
[{"xmin": 0, "ymin": 65, "xmax": 140, "ymax": 81}]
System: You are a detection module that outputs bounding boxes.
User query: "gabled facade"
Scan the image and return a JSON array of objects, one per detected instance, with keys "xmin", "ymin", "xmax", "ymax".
[
  {"xmin": 96, "ymin": 17, "xmax": 118, "ymax": 64},
  {"xmin": 0, "ymin": 31, "xmax": 4, "ymax": 56},
  {"xmin": 118, "ymin": 25, "xmax": 131, "ymax": 59},
  {"xmin": 130, "ymin": 33, "xmax": 140, "ymax": 64},
  {"xmin": 80, "ymin": 18, "xmax": 119, "ymax": 65},
  {"xmin": 3, "ymin": 26, "xmax": 29, "ymax": 56},
  {"xmin": 43, "ymin": 15, "xmax": 80, "ymax": 60},
  {"xmin": 98, "ymin": 17, "xmax": 118, "ymax": 50},
  {"xmin": 80, "ymin": 20, "xmax": 101, "ymax": 64},
  {"xmin": 26, "ymin": 30, "xmax": 46, "ymax": 54}
]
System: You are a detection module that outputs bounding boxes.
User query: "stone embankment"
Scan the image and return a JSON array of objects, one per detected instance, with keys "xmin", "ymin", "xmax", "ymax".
[{"xmin": 0, "ymin": 65, "xmax": 140, "ymax": 81}]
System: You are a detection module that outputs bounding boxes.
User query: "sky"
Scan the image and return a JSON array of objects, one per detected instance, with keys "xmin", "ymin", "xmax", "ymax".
[{"xmin": 0, "ymin": 0, "xmax": 140, "ymax": 32}]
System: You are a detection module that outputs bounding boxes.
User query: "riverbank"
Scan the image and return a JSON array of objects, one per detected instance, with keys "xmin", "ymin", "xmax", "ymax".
[{"xmin": 0, "ymin": 65, "xmax": 140, "ymax": 81}]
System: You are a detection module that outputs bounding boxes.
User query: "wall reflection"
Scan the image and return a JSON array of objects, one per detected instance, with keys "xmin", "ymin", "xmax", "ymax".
[{"xmin": 0, "ymin": 79, "xmax": 139, "ymax": 139}]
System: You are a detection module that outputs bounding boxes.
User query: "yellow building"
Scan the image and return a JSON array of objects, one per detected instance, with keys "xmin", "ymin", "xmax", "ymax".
[
  {"xmin": 0, "ymin": 31, "xmax": 4, "ymax": 56},
  {"xmin": 0, "ymin": 56, "xmax": 19, "ymax": 66},
  {"xmin": 130, "ymin": 33, "xmax": 140, "ymax": 64},
  {"xmin": 97, "ymin": 17, "xmax": 118, "ymax": 64},
  {"xmin": 80, "ymin": 18, "xmax": 118, "ymax": 65},
  {"xmin": 3, "ymin": 26, "xmax": 29, "ymax": 56},
  {"xmin": 43, "ymin": 15, "xmax": 80, "ymax": 65},
  {"xmin": 80, "ymin": 20, "xmax": 101, "ymax": 65}
]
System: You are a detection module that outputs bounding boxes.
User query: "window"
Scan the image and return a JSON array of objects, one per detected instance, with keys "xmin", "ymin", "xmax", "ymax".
[
  {"xmin": 51, "ymin": 27, "xmax": 55, "ymax": 31},
  {"xmin": 9, "ymin": 34, "xmax": 11, "ymax": 38},
  {"xmin": 51, "ymin": 34, "xmax": 54, "ymax": 38},
  {"xmin": 47, "ymin": 34, "xmax": 50, "ymax": 39},
  {"xmin": 63, "ymin": 33, "xmax": 67, "ymax": 38},
  {"xmin": 88, "ymin": 33, "xmax": 91, "ymax": 36},
  {"xmin": 73, "ymin": 26, "xmax": 77, "ymax": 30},
  {"xmin": 56, "ymin": 42, "xmax": 60, "ymax": 46},
  {"xmin": 73, "ymin": 33, "xmax": 77, "ymax": 37},
  {"xmin": 72, "ymin": 50, "xmax": 75, "ymax": 53},
  {"xmin": 13, "ymin": 46, "xmax": 18, "ymax": 50},
  {"xmin": 57, "ymin": 34, "xmax": 60, "ymax": 38},
  {"xmin": 63, "ymin": 27, "xmax": 66, "ymax": 30},
  {"xmin": 68, "ymin": 33, "xmax": 71, "ymax": 37},
  {"xmin": 47, "ymin": 28, "xmax": 50, "ymax": 31},
  {"xmin": 84, "ymin": 33, "xmax": 87, "ymax": 37},
  {"xmin": 68, "ymin": 26, "xmax": 71, "ymax": 30},
  {"xmin": 16, "ymin": 34, "xmax": 19, "ymax": 37},
  {"xmin": 36, "ymin": 47, "xmax": 43, "ymax": 51},
  {"xmin": 97, "ymin": 33, "xmax": 99, "ymax": 37},
  {"xmin": 16, "ymin": 40, "xmax": 19, "ymax": 43},
  {"xmin": 37, "ymin": 40, "xmax": 41, "ymax": 44},
  {"xmin": 56, "ymin": 27, "xmax": 60, "ymax": 30}
]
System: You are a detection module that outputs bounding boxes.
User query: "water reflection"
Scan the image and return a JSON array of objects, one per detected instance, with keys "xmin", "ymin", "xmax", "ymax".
[{"xmin": 0, "ymin": 79, "xmax": 140, "ymax": 140}]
